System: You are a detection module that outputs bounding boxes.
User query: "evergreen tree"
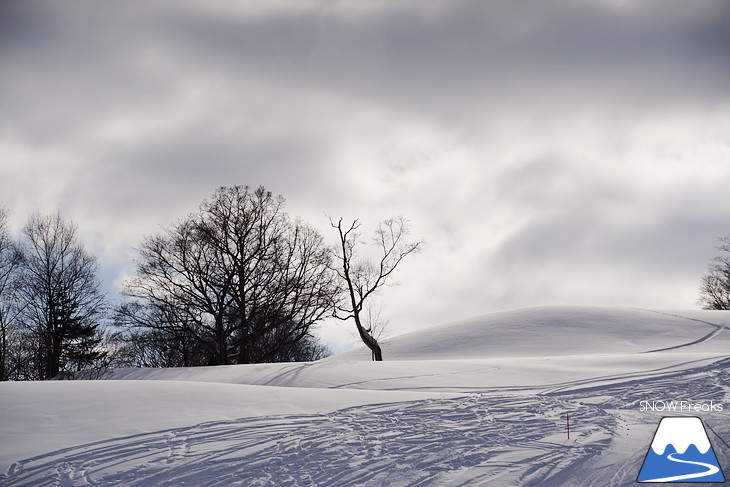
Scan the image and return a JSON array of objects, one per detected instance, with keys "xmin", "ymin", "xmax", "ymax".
[{"xmin": 17, "ymin": 212, "xmax": 107, "ymax": 379}]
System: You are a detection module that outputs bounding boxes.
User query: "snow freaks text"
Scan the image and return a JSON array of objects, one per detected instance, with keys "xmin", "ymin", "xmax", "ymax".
[{"xmin": 639, "ymin": 401, "xmax": 724, "ymax": 412}]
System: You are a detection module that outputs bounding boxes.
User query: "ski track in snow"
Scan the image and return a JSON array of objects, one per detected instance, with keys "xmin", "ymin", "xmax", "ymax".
[
  {"xmin": 635, "ymin": 309, "xmax": 728, "ymax": 353},
  {"xmin": 567, "ymin": 357, "xmax": 730, "ymax": 487},
  {"xmin": 5, "ymin": 359, "xmax": 730, "ymax": 487},
  {"xmin": 2, "ymin": 393, "xmax": 608, "ymax": 487},
  {"xmin": 4, "ymin": 308, "xmax": 730, "ymax": 486}
]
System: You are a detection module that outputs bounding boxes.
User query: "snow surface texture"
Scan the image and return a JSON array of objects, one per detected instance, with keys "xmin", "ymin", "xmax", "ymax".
[{"xmin": 2, "ymin": 305, "xmax": 730, "ymax": 486}]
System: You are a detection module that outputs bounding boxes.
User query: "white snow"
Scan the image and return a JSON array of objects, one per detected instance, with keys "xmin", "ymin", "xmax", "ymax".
[
  {"xmin": 330, "ymin": 306, "xmax": 730, "ymax": 361},
  {"xmin": 2, "ymin": 305, "xmax": 730, "ymax": 486},
  {"xmin": 0, "ymin": 380, "xmax": 444, "ymax": 468}
]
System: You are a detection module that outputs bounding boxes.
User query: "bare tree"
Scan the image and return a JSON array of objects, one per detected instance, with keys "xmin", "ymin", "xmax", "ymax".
[
  {"xmin": 114, "ymin": 300, "xmax": 207, "ymax": 367},
  {"xmin": 248, "ymin": 327, "xmax": 332, "ymax": 363},
  {"xmin": 123, "ymin": 216, "xmax": 237, "ymax": 365},
  {"xmin": 699, "ymin": 235, "xmax": 730, "ymax": 310},
  {"xmin": 198, "ymin": 186, "xmax": 337, "ymax": 364},
  {"xmin": 0, "ymin": 208, "xmax": 23, "ymax": 380},
  {"xmin": 17, "ymin": 212, "xmax": 107, "ymax": 379},
  {"xmin": 330, "ymin": 217, "xmax": 423, "ymax": 361},
  {"xmin": 123, "ymin": 186, "xmax": 338, "ymax": 365},
  {"xmin": 362, "ymin": 301, "xmax": 390, "ymax": 343}
]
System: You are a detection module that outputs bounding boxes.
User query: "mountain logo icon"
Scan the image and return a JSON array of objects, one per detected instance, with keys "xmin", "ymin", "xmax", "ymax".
[{"xmin": 637, "ymin": 416, "xmax": 725, "ymax": 483}]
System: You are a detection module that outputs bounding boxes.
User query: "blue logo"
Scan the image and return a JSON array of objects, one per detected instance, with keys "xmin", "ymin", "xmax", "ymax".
[{"xmin": 637, "ymin": 417, "xmax": 725, "ymax": 483}]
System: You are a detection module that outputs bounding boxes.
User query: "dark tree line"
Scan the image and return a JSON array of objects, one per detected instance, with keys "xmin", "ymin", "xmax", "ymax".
[
  {"xmin": 0, "ymin": 207, "xmax": 22, "ymax": 380},
  {"xmin": 1, "ymin": 185, "xmax": 423, "ymax": 379},
  {"xmin": 699, "ymin": 235, "xmax": 730, "ymax": 310},
  {"xmin": 118, "ymin": 186, "xmax": 338, "ymax": 367},
  {"xmin": 0, "ymin": 211, "xmax": 107, "ymax": 380}
]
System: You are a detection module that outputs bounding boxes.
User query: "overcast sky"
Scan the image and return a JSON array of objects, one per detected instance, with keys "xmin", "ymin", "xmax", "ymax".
[{"xmin": 2, "ymin": 0, "xmax": 730, "ymax": 352}]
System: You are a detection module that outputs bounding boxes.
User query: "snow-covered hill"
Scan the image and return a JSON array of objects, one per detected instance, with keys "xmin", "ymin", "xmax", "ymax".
[
  {"xmin": 2, "ymin": 306, "xmax": 730, "ymax": 486},
  {"xmin": 332, "ymin": 306, "xmax": 730, "ymax": 361},
  {"xmin": 102, "ymin": 306, "xmax": 730, "ymax": 393}
]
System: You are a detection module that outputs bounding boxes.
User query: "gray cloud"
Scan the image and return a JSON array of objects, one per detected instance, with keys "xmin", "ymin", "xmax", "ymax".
[
  {"xmin": 2, "ymin": 0, "xmax": 730, "ymax": 349},
  {"xmin": 193, "ymin": 1, "xmax": 729, "ymax": 108},
  {"xmin": 4, "ymin": 0, "xmax": 729, "ymax": 143}
]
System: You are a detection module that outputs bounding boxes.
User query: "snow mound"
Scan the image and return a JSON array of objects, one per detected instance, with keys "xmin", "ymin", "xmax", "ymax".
[
  {"xmin": 329, "ymin": 306, "xmax": 730, "ymax": 361},
  {"xmin": 104, "ymin": 306, "xmax": 730, "ymax": 392},
  {"xmin": 3, "ymin": 306, "xmax": 730, "ymax": 486}
]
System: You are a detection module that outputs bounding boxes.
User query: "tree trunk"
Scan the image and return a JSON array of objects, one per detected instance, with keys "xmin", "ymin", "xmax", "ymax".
[
  {"xmin": 215, "ymin": 316, "xmax": 228, "ymax": 365},
  {"xmin": 0, "ymin": 313, "xmax": 7, "ymax": 380},
  {"xmin": 370, "ymin": 340, "xmax": 383, "ymax": 361},
  {"xmin": 355, "ymin": 318, "xmax": 382, "ymax": 361}
]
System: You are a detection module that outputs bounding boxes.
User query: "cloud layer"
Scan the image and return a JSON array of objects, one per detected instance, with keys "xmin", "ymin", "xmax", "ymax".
[{"xmin": 2, "ymin": 0, "xmax": 730, "ymax": 349}]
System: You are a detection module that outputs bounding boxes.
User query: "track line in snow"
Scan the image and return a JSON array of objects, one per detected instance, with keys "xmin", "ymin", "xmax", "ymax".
[
  {"xmin": 5, "ymin": 354, "xmax": 729, "ymax": 487},
  {"xmin": 633, "ymin": 308, "xmax": 727, "ymax": 353},
  {"xmin": 1, "ymin": 394, "xmax": 610, "ymax": 487},
  {"xmin": 541, "ymin": 356, "xmax": 730, "ymax": 397}
]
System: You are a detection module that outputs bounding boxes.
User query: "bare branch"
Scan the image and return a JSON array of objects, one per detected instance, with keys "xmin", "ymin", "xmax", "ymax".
[{"xmin": 329, "ymin": 215, "xmax": 423, "ymax": 361}]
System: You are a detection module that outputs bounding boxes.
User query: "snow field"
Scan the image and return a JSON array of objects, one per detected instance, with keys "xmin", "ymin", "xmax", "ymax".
[{"xmin": 2, "ymin": 305, "xmax": 730, "ymax": 486}]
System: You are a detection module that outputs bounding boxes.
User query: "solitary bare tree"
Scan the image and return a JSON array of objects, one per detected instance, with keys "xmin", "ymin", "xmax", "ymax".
[
  {"xmin": 699, "ymin": 235, "xmax": 730, "ymax": 310},
  {"xmin": 330, "ymin": 217, "xmax": 422, "ymax": 361}
]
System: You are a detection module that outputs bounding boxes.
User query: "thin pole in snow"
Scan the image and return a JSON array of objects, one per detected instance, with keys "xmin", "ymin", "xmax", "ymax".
[{"xmin": 567, "ymin": 413, "xmax": 570, "ymax": 440}]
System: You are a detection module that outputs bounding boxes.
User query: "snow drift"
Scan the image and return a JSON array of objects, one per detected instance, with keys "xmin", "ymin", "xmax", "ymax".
[{"xmin": 2, "ymin": 305, "xmax": 729, "ymax": 486}]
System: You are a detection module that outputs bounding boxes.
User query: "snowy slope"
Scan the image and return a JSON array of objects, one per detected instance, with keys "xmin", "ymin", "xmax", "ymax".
[
  {"xmin": 2, "ymin": 306, "xmax": 730, "ymax": 486},
  {"xmin": 331, "ymin": 306, "xmax": 730, "ymax": 361},
  {"xmin": 0, "ymin": 381, "xmax": 445, "ymax": 470},
  {"xmin": 105, "ymin": 306, "xmax": 730, "ymax": 393}
]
